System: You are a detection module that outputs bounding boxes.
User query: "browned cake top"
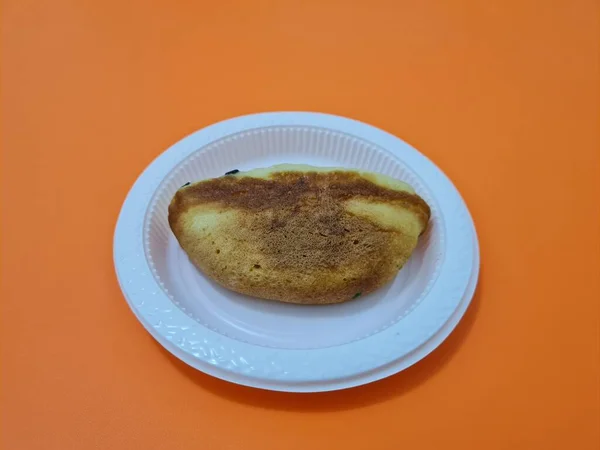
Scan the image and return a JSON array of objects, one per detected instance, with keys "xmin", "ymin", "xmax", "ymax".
[{"xmin": 168, "ymin": 170, "xmax": 431, "ymax": 303}]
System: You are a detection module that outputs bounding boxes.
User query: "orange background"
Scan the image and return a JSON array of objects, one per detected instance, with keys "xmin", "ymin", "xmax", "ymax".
[{"xmin": 2, "ymin": 1, "xmax": 599, "ymax": 449}]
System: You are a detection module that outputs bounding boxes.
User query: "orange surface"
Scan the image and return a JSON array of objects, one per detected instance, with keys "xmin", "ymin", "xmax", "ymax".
[{"xmin": 2, "ymin": 1, "xmax": 599, "ymax": 449}]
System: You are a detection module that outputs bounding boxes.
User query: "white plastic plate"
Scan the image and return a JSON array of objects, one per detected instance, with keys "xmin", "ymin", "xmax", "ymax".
[{"xmin": 114, "ymin": 112, "xmax": 479, "ymax": 392}]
